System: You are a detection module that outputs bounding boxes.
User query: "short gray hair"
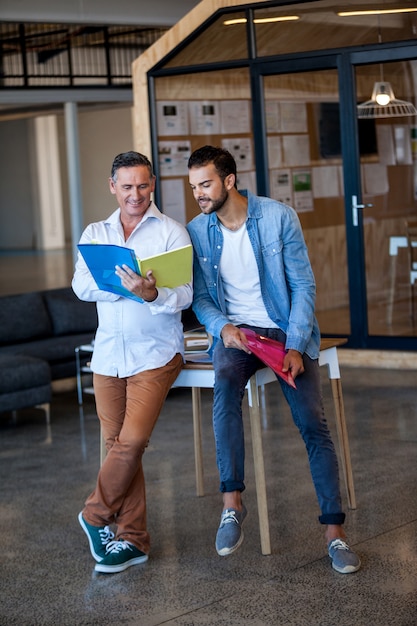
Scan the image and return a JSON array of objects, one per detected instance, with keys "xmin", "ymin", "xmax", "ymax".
[{"xmin": 111, "ymin": 151, "xmax": 154, "ymax": 181}]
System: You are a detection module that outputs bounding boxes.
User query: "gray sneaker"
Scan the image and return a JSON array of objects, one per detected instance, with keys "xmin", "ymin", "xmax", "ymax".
[
  {"xmin": 78, "ymin": 512, "xmax": 114, "ymax": 562},
  {"xmin": 328, "ymin": 538, "xmax": 361, "ymax": 574},
  {"xmin": 215, "ymin": 505, "xmax": 247, "ymax": 556}
]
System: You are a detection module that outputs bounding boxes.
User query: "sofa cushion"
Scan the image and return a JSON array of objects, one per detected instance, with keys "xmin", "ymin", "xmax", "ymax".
[
  {"xmin": 0, "ymin": 385, "xmax": 51, "ymax": 414},
  {"xmin": 0, "ymin": 292, "xmax": 52, "ymax": 346},
  {"xmin": 0, "ymin": 331, "xmax": 95, "ymax": 380},
  {"xmin": 0, "ymin": 332, "xmax": 95, "ymax": 362},
  {"xmin": 0, "ymin": 355, "xmax": 50, "ymax": 393},
  {"xmin": 43, "ymin": 288, "xmax": 97, "ymax": 336}
]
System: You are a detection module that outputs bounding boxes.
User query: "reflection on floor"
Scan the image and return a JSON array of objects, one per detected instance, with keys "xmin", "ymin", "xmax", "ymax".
[{"xmin": 1, "ymin": 367, "xmax": 416, "ymax": 625}]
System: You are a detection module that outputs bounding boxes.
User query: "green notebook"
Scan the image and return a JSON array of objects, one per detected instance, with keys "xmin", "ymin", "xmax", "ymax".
[{"xmin": 137, "ymin": 244, "xmax": 192, "ymax": 288}]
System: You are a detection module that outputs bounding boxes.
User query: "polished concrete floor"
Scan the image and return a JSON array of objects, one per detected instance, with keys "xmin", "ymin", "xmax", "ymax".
[{"xmin": 1, "ymin": 364, "xmax": 417, "ymax": 625}]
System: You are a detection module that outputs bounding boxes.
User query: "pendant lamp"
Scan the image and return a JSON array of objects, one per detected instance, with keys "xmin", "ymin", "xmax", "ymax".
[{"xmin": 357, "ymin": 80, "xmax": 417, "ymax": 119}]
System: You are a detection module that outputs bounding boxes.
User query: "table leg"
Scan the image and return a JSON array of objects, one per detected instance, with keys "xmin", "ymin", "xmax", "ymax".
[
  {"xmin": 191, "ymin": 387, "xmax": 205, "ymax": 497},
  {"xmin": 248, "ymin": 377, "xmax": 271, "ymax": 556},
  {"xmin": 330, "ymin": 378, "xmax": 357, "ymax": 510}
]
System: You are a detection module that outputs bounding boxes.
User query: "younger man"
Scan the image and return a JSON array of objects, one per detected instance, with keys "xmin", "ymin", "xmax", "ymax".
[{"xmin": 186, "ymin": 145, "xmax": 360, "ymax": 574}]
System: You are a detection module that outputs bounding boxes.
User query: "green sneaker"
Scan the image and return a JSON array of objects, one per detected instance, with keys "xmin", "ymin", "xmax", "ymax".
[
  {"xmin": 95, "ymin": 540, "xmax": 149, "ymax": 573},
  {"xmin": 78, "ymin": 512, "xmax": 114, "ymax": 562}
]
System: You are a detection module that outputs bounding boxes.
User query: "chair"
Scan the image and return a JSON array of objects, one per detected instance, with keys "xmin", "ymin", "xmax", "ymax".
[
  {"xmin": 171, "ymin": 337, "xmax": 356, "ymax": 556},
  {"xmin": 405, "ymin": 219, "xmax": 417, "ymax": 321}
]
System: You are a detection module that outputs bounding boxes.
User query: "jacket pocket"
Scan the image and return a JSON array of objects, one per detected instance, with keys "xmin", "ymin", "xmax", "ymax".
[{"xmin": 261, "ymin": 240, "xmax": 283, "ymax": 257}]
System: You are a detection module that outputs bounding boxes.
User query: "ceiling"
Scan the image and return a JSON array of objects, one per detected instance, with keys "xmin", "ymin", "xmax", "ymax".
[
  {"xmin": 0, "ymin": 1, "xmax": 201, "ymax": 118},
  {"xmin": 1, "ymin": 1, "xmax": 416, "ymax": 119},
  {"xmin": 0, "ymin": 0, "xmax": 201, "ymax": 28}
]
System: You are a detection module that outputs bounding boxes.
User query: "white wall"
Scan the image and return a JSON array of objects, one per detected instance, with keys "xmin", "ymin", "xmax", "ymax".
[
  {"xmin": 78, "ymin": 106, "xmax": 135, "ymax": 227},
  {"xmin": 0, "ymin": 105, "xmax": 134, "ymax": 250},
  {"xmin": 0, "ymin": 119, "xmax": 35, "ymax": 249},
  {"xmin": 0, "ymin": 0, "xmax": 199, "ymax": 26}
]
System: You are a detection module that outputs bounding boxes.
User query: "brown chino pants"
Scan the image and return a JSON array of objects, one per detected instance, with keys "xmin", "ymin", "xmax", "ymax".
[{"xmin": 82, "ymin": 353, "xmax": 183, "ymax": 554}]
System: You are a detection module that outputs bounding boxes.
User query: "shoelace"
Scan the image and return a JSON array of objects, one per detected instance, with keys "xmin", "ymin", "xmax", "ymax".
[
  {"xmin": 105, "ymin": 539, "xmax": 134, "ymax": 555},
  {"xmin": 329, "ymin": 539, "xmax": 350, "ymax": 551},
  {"xmin": 98, "ymin": 526, "xmax": 114, "ymax": 546},
  {"xmin": 220, "ymin": 510, "xmax": 240, "ymax": 527}
]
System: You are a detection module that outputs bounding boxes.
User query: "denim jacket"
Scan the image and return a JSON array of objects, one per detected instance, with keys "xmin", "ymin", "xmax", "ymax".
[{"xmin": 186, "ymin": 190, "xmax": 320, "ymax": 360}]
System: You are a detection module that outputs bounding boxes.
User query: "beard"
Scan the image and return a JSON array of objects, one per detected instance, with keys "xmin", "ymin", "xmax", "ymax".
[{"xmin": 199, "ymin": 186, "xmax": 228, "ymax": 214}]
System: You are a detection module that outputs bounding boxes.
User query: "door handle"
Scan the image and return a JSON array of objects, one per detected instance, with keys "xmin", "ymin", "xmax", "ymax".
[{"xmin": 352, "ymin": 195, "xmax": 373, "ymax": 227}]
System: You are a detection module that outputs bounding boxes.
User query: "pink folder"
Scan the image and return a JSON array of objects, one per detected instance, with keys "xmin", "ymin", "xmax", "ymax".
[{"xmin": 241, "ymin": 328, "xmax": 296, "ymax": 389}]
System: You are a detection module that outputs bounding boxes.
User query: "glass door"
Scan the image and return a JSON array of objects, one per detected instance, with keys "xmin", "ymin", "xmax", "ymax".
[
  {"xmin": 354, "ymin": 55, "xmax": 417, "ymax": 344},
  {"xmin": 257, "ymin": 44, "xmax": 417, "ymax": 349},
  {"xmin": 260, "ymin": 66, "xmax": 351, "ymax": 337}
]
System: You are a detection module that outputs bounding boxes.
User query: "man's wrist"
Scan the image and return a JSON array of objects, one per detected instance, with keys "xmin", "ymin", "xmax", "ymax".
[
  {"xmin": 220, "ymin": 323, "xmax": 230, "ymax": 338},
  {"xmin": 146, "ymin": 288, "xmax": 158, "ymax": 302}
]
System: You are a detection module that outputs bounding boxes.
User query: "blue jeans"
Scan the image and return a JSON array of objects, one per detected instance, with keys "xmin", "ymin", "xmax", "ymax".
[{"xmin": 212, "ymin": 326, "xmax": 345, "ymax": 526}]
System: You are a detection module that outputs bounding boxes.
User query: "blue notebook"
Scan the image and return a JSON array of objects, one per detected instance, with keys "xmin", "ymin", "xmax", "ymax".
[{"xmin": 78, "ymin": 243, "xmax": 143, "ymax": 302}]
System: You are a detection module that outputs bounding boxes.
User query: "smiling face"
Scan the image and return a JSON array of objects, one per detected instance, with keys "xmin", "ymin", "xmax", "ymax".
[
  {"xmin": 188, "ymin": 163, "xmax": 234, "ymax": 215},
  {"xmin": 109, "ymin": 165, "xmax": 156, "ymax": 224}
]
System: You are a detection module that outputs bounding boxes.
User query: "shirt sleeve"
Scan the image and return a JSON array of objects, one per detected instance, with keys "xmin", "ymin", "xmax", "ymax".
[{"xmin": 72, "ymin": 225, "xmax": 119, "ymax": 303}]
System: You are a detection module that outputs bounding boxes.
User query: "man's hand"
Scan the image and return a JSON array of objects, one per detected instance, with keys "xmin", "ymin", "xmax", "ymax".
[
  {"xmin": 220, "ymin": 324, "xmax": 251, "ymax": 353},
  {"xmin": 281, "ymin": 349, "xmax": 304, "ymax": 379},
  {"xmin": 115, "ymin": 265, "xmax": 158, "ymax": 302}
]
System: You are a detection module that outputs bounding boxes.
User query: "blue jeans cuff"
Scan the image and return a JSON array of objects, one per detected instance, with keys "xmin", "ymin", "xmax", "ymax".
[
  {"xmin": 220, "ymin": 481, "xmax": 245, "ymax": 493},
  {"xmin": 318, "ymin": 512, "xmax": 346, "ymax": 525}
]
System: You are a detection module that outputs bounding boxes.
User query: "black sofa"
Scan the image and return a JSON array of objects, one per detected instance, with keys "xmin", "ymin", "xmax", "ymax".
[
  {"xmin": 0, "ymin": 287, "xmax": 203, "ymax": 418},
  {"xmin": 0, "ymin": 287, "xmax": 97, "ymax": 381}
]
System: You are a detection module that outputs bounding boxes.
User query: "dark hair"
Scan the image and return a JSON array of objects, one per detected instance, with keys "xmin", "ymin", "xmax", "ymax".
[
  {"xmin": 111, "ymin": 151, "xmax": 154, "ymax": 181},
  {"xmin": 188, "ymin": 145, "xmax": 237, "ymax": 182}
]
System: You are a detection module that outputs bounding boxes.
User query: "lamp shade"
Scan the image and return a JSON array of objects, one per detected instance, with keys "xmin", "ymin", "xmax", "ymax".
[{"xmin": 357, "ymin": 81, "xmax": 417, "ymax": 118}]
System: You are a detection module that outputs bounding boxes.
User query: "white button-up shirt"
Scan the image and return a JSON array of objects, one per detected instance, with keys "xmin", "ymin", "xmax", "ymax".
[{"xmin": 72, "ymin": 203, "xmax": 192, "ymax": 377}]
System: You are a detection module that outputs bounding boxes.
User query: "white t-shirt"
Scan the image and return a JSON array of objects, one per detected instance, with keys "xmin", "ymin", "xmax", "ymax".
[{"xmin": 219, "ymin": 223, "xmax": 277, "ymax": 328}]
